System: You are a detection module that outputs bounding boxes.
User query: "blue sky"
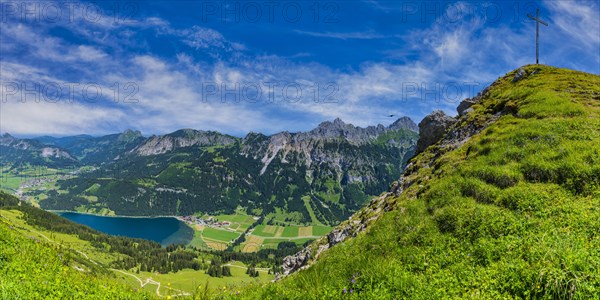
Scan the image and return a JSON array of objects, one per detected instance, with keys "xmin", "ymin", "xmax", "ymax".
[{"xmin": 1, "ymin": 0, "xmax": 599, "ymax": 137}]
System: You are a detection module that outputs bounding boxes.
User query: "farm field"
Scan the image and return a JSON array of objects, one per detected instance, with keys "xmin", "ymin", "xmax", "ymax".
[
  {"xmin": 0, "ymin": 174, "xmax": 23, "ymax": 192},
  {"xmin": 251, "ymin": 224, "xmax": 332, "ymax": 239},
  {"xmin": 185, "ymin": 212, "xmax": 334, "ymax": 252},
  {"xmin": 239, "ymin": 224, "xmax": 333, "ymax": 252},
  {"xmin": 194, "ymin": 227, "xmax": 239, "ymax": 251},
  {"xmin": 213, "ymin": 213, "xmax": 258, "ymax": 232},
  {"xmin": 202, "ymin": 227, "xmax": 240, "ymax": 242}
]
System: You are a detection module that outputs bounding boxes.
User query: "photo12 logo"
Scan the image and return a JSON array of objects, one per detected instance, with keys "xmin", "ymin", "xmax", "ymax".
[
  {"xmin": 401, "ymin": 81, "xmax": 486, "ymax": 103},
  {"xmin": 0, "ymin": 1, "xmax": 139, "ymax": 24},
  {"xmin": 198, "ymin": 1, "xmax": 339, "ymax": 24},
  {"xmin": 201, "ymin": 81, "xmax": 339, "ymax": 103},
  {"xmin": 1, "ymin": 81, "xmax": 139, "ymax": 103},
  {"xmin": 398, "ymin": 1, "xmax": 544, "ymax": 24}
]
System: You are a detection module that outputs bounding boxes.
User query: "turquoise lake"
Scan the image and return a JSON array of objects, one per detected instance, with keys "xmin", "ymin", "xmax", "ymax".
[{"xmin": 57, "ymin": 212, "xmax": 193, "ymax": 246}]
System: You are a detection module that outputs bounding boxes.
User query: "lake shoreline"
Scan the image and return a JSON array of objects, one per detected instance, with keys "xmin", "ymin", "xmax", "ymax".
[
  {"xmin": 54, "ymin": 211, "xmax": 194, "ymax": 246},
  {"xmin": 48, "ymin": 209, "xmax": 184, "ymax": 220}
]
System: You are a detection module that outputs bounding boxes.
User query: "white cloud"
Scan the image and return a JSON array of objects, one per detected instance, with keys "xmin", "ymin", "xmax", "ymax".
[
  {"xmin": 546, "ymin": 0, "xmax": 600, "ymax": 50},
  {"xmin": 71, "ymin": 45, "xmax": 107, "ymax": 61},
  {"xmin": 0, "ymin": 100, "xmax": 126, "ymax": 136},
  {"xmin": 181, "ymin": 26, "xmax": 227, "ymax": 49},
  {"xmin": 545, "ymin": 0, "xmax": 600, "ymax": 72}
]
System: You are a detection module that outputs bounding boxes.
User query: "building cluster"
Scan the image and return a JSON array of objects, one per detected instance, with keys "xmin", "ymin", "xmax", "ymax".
[{"xmin": 179, "ymin": 215, "xmax": 231, "ymax": 228}]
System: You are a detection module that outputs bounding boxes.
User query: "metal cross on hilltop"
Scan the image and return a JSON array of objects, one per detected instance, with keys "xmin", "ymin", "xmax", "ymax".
[{"xmin": 527, "ymin": 8, "xmax": 549, "ymax": 64}]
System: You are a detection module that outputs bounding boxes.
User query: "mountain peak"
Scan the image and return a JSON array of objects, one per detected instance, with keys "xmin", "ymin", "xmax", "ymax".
[
  {"xmin": 332, "ymin": 117, "xmax": 345, "ymax": 126},
  {"xmin": 316, "ymin": 117, "xmax": 351, "ymax": 130},
  {"xmin": 388, "ymin": 116, "xmax": 418, "ymax": 132},
  {"xmin": 0, "ymin": 133, "xmax": 16, "ymax": 145},
  {"xmin": 122, "ymin": 129, "xmax": 141, "ymax": 135},
  {"xmin": 118, "ymin": 129, "xmax": 142, "ymax": 142}
]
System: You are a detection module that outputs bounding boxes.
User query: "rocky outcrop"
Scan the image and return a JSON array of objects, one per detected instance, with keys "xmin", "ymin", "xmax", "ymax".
[
  {"xmin": 40, "ymin": 147, "xmax": 75, "ymax": 159},
  {"xmin": 512, "ymin": 67, "xmax": 527, "ymax": 83},
  {"xmin": 457, "ymin": 99, "xmax": 477, "ymax": 116},
  {"xmin": 281, "ymin": 192, "xmax": 393, "ymax": 275},
  {"xmin": 457, "ymin": 86, "xmax": 490, "ymax": 116},
  {"xmin": 132, "ymin": 129, "xmax": 237, "ymax": 156},
  {"xmin": 415, "ymin": 111, "xmax": 457, "ymax": 153},
  {"xmin": 327, "ymin": 227, "xmax": 351, "ymax": 247},
  {"xmin": 283, "ymin": 248, "xmax": 311, "ymax": 275}
]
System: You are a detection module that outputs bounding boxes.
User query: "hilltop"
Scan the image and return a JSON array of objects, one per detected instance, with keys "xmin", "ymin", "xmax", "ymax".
[{"xmin": 244, "ymin": 65, "xmax": 600, "ymax": 298}]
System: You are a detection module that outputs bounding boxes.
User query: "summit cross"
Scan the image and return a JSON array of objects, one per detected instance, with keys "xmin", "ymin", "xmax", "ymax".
[{"xmin": 527, "ymin": 8, "xmax": 549, "ymax": 64}]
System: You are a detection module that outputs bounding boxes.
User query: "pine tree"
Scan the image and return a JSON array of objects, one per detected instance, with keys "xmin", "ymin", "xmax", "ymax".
[{"xmin": 222, "ymin": 266, "xmax": 232, "ymax": 277}]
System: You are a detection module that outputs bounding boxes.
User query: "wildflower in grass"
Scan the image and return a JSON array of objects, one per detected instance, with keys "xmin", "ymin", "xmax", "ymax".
[{"xmin": 343, "ymin": 288, "xmax": 347, "ymax": 294}]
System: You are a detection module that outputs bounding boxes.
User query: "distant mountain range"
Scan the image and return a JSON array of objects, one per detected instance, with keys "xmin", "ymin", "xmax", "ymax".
[
  {"xmin": 1, "ymin": 117, "xmax": 418, "ymax": 224},
  {"xmin": 0, "ymin": 133, "xmax": 77, "ymax": 167}
]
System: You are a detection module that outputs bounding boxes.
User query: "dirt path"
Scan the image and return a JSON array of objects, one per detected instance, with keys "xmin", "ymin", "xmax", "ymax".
[
  {"xmin": 33, "ymin": 230, "xmax": 100, "ymax": 265},
  {"xmin": 109, "ymin": 268, "xmax": 190, "ymax": 298},
  {"xmin": 224, "ymin": 262, "xmax": 269, "ymax": 272}
]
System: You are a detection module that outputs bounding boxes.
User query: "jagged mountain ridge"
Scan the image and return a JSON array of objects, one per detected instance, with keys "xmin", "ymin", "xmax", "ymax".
[
  {"xmin": 34, "ymin": 130, "xmax": 145, "ymax": 164},
  {"xmin": 23, "ymin": 117, "xmax": 418, "ymax": 224},
  {"xmin": 241, "ymin": 117, "xmax": 418, "ymax": 173},
  {"xmin": 12, "ymin": 117, "xmax": 418, "ymax": 164},
  {"xmin": 132, "ymin": 129, "xmax": 238, "ymax": 156}
]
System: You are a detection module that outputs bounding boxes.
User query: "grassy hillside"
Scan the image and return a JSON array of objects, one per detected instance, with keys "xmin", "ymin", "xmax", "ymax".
[
  {"xmin": 0, "ymin": 196, "xmax": 149, "ymax": 299},
  {"xmin": 0, "ymin": 191, "xmax": 282, "ymax": 298},
  {"xmin": 242, "ymin": 66, "xmax": 600, "ymax": 299},
  {"xmin": 2, "ymin": 65, "xmax": 597, "ymax": 299}
]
